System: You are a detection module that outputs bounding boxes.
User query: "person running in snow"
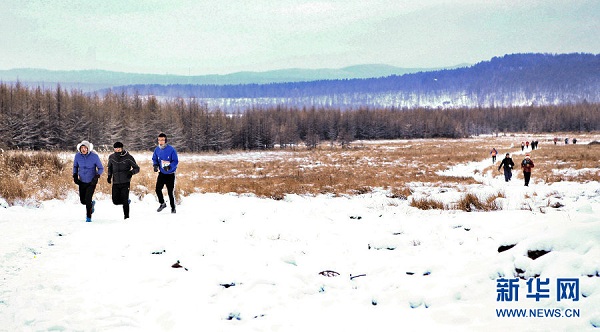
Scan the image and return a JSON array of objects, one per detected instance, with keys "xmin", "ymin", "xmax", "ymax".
[
  {"xmin": 152, "ymin": 133, "xmax": 179, "ymax": 213},
  {"xmin": 73, "ymin": 140, "xmax": 104, "ymax": 222},
  {"xmin": 521, "ymin": 153, "xmax": 535, "ymax": 187},
  {"xmin": 107, "ymin": 142, "xmax": 140, "ymax": 220},
  {"xmin": 498, "ymin": 153, "xmax": 515, "ymax": 182},
  {"xmin": 490, "ymin": 148, "xmax": 498, "ymax": 163}
]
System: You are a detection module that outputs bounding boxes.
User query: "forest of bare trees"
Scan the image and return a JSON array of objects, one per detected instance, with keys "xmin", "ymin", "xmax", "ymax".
[{"xmin": 1, "ymin": 82, "xmax": 598, "ymax": 152}]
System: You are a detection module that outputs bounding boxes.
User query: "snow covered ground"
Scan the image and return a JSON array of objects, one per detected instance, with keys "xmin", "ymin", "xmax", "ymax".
[{"xmin": 1, "ymin": 147, "xmax": 599, "ymax": 331}]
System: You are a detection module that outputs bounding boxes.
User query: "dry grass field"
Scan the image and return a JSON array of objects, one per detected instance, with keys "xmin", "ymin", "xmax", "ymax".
[{"xmin": 1, "ymin": 133, "xmax": 598, "ymax": 206}]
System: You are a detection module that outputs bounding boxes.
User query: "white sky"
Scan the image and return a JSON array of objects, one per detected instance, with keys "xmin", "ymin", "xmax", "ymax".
[{"xmin": 1, "ymin": 0, "xmax": 599, "ymax": 75}]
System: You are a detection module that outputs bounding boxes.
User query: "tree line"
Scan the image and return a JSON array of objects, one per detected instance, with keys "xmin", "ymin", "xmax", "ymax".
[{"xmin": 0, "ymin": 82, "xmax": 598, "ymax": 152}]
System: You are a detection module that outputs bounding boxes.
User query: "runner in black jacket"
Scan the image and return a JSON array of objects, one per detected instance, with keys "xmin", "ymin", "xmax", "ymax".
[
  {"xmin": 107, "ymin": 142, "xmax": 140, "ymax": 219},
  {"xmin": 498, "ymin": 153, "xmax": 515, "ymax": 182}
]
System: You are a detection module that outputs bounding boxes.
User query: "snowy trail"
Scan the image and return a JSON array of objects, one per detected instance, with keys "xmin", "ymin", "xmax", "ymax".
[{"xmin": 1, "ymin": 150, "xmax": 599, "ymax": 331}]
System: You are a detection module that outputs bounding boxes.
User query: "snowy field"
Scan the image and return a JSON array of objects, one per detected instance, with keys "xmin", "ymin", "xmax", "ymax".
[{"xmin": 1, "ymin": 146, "xmax": 599, "ymax": 331}]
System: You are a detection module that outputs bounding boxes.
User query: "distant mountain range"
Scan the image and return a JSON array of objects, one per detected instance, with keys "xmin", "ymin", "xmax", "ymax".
[
  {"xmin": 105, "ymin": 53, "xmax": 600, "ymax": 109},
  {"xmin": 0, "ymin": 64, "xmax": 466, "ymax": 92},
  {"xmin": 2, "ymin": 53, "xmax": 599, "ymax": 110}
]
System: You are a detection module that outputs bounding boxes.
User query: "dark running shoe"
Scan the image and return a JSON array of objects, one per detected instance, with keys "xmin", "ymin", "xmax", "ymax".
[{"xmin": 157, "ymin": 203, "xmax": 167, "ymax": 212}]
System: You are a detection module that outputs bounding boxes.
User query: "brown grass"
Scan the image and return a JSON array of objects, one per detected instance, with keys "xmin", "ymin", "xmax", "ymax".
[
  {"xmin": 410, "ymin": 191, "xmax": 505, "ymax": 212},
  {"xmin": 535, "ymin": 144, "xmax": 600, "ymax": 183},
  {"xmin": 454, "ymin": 193, "xmax": 502, "ymax": 212},
  {"xmin": 171, "ymin": 138, "xmax": 488, "ymax": 199},
  {"xmin": 0, "ymin": 152, "xmax": 68, "ymax": 203},
  {"xmin": 0, "ymin": 133, "xmax": 599, "ymax": 206},
  {"xmin": 409, "ymin": 197, "xmax": 446, "ymax": 210}
]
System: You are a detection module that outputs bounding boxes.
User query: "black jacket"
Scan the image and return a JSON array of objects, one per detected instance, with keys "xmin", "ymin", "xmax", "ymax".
[
  {"xmin": 107, "ymin": 150, "xmax": 140, "ymax": 184},
  {"xmin": 498, "ymin": 157, "xmax": 515, "ymax": 171}
]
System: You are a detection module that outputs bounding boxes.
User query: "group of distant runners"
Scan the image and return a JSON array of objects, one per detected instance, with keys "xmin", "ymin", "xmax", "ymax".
[
  {"xmin": 490, "ymin": 147, "xmax": 534, "ymax": 187},
  {"xmin": 490, "ymin": 137, "xmax": 580, "ymax": 187},
  {"xmin": 554, "ymin": 137, "xmax": 577, "ymax": 145}
]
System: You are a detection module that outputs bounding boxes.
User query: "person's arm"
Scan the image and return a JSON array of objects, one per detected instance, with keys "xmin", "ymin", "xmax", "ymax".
[
  {"xmin": 130, "ymin": 155, "xmax": 140, "ymax": 175},
  {"xmin": 72, "ymin": 157, "xmax": 79, "ymax": 176},
  {"xmin": 95, "ymin": 154, "xmax": 104, "ymax": 176},
  {"xmin": 73, "ymin": 156, "xmax": 80, "ymax": 183},
  {"xmin": 169, "ymin": 148, "xmax": 179, "ymax": 173},
  {"xmin": 152, "ymin": 148, "xmax": 159, "ymax": 172},
  {"xmin": 107, "ymin": 156, "xmax": 113, "ymax": 183}
]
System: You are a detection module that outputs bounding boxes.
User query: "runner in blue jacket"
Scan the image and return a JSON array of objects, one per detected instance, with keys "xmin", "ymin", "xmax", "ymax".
[
  {"xmin": 73, "ymin": 140, "xmax": 104, "ymax": 222},
  {"xmin": 152, "ymin": 133, "xmax": 179, "ymax": 213}
]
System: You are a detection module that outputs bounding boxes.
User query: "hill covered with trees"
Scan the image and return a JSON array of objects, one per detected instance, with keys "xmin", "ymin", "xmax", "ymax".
[
  {"xmin": 105, "ymin": 53, "xmax": 600, "ymax": 110},
  {"xmin": 0, "ymin": 64, "xmax": 453, "ymax": 92}
]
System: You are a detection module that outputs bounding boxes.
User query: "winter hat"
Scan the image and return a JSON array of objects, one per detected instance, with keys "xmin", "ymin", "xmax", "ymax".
[
  {"xmin": 77, "ymin": 140, "xmax": 93, "ymax": 153},
  {"xmin": 113, "ymin": 141, "xmax": 124, "ymax": 149},
  {"xmin": 525, "ymin": 153, "xmax": 530, "ymax": 158}
]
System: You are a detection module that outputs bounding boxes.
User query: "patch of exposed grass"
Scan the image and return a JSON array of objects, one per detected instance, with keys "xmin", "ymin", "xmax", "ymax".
[
  {"xmin": 409, "ymin": 197, "xmax": 446, "ymax": 210},
  {"xmin": 387, "ymin": 186, "xmax": 413, "ymax": 200},
  {"xmin": 537, "ymin": 144, "xmax": 600, "ymax": 182},
  {"xmin": 455, "ymin": 193, "xmax": 502, "ymax": 212},
  {"xmin": 0, "ymin": 152, "xmax": 68, "ymax": 203}
]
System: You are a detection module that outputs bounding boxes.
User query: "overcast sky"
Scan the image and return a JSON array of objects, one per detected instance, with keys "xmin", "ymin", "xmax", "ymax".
[{"xmin": 1, "ymin": 0, "xmax": 599, "ymax": 75}]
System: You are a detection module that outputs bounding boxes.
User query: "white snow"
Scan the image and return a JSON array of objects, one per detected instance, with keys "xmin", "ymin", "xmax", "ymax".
[{"xmin": 1, "ymin": 149, "xmax": 599, "ymax": 331}]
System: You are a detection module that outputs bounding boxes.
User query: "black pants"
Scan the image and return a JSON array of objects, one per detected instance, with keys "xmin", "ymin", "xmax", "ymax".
[
  {"xmin": 523, "ymin": 172, "xmax": 531, "ymax": 186},
  {"xmin": 112, "ymin": 183, "xmax": 131, "ymax": 218},
  {"xmin": 156, "ymin": 172, "xmax": 176, "ymax": 209},
  {"xmin": 503, "ymin": 168, "xmax": 512, "ymax": 182},
  {"xmin": 78, "ymin": 182, "xmax": 96, "ymax": 218}
]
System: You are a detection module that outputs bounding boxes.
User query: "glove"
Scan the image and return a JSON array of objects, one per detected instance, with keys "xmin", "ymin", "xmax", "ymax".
[
  {"xmin": 163, "ymin": 165, "xmax": 170, "ymax": 172},
  {"xmin": 127, "ymin": 171, "xmax": 133, "ymax": 178},
  {"xmin": 153, "ymin": 165, "xmax": 159, "ymax": 172},
  {"xmin": 73, "ymin": 174, "xmax": 80, "ymax": 185},
  {"xmin": 91, "ymin": 174, "xmax": 100, "ymax": 185},
  {"xmin": 107, "ymin": 176, "xmax": 112, "ymax": 184}
]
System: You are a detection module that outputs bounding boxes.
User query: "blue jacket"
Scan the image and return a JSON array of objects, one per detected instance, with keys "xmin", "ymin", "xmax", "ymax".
[
  {"xmin": 73, "ymin": 151, "xmax": 104, "ymax": 183},
  {"xmin": 152, "ymin": 144, "xmax": 178, "ymax": 174}
]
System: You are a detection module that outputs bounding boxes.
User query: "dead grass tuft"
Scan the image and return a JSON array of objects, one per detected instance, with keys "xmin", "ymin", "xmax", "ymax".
[
  {"xmin": 388, "ymin": 186, "xmax": 413, "ymax": 200},
  {"xmin": 0, "ymin": 152, "xmax": 68, "ymax": 203},
  {"xmin": 0, "ymin": 176, "xmax": 26, "ymax": 202},
  {"xmin": 455, "ymin": 193, "xmax": 502, "ymax": 212},
  {"xmin": 410, "ymin": 197, "xmax": 446, "ymax": 210}
]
